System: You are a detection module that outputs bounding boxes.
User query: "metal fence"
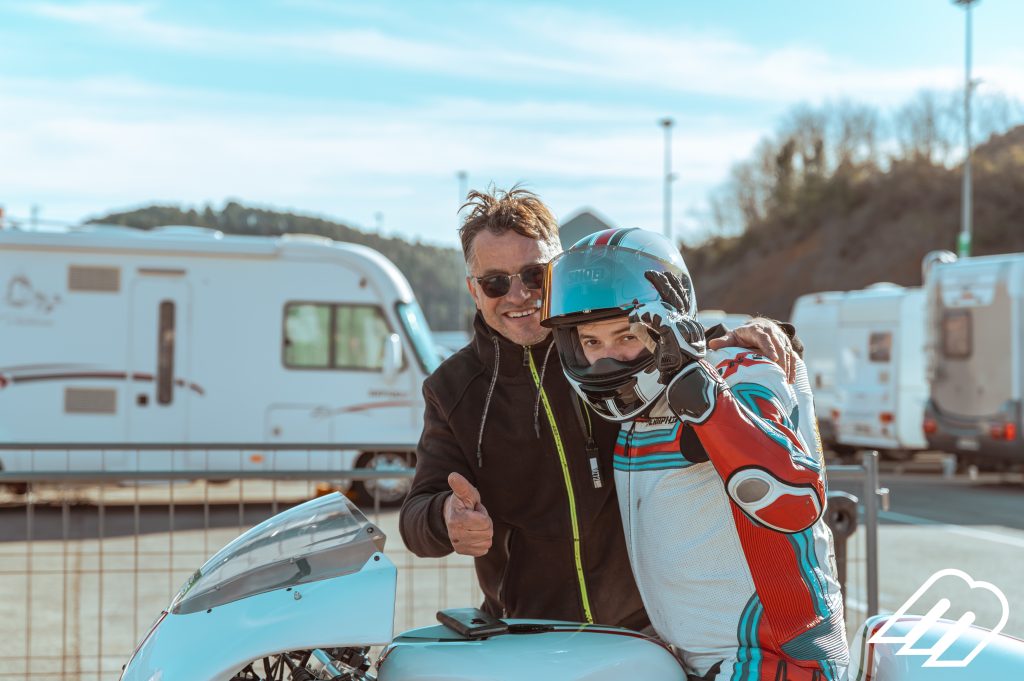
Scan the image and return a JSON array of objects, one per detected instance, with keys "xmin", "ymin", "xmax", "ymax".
[
  {"xmin": 828, "ymin": 451, "xmax": 889, "ymax": 618},
  {"xmin": 0, "ymin": 444, "xmax": 886, "ymax": 680}
]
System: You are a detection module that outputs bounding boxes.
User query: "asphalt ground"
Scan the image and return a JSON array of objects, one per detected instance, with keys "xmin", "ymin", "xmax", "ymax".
[{"xmin": 828, "ymin": 460, "xmax": 1024, "ymax": 641}]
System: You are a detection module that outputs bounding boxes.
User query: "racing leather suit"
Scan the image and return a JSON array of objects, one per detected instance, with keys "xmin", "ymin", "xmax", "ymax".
[{"xmin": 614, "ymin": 348, "xmax": 849, "ymax": 681}]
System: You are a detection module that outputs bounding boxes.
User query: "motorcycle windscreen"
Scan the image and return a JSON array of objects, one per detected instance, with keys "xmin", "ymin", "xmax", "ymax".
[{"xmin": 170, "ymin": 492, "xmax": 386, "ymax": 614}]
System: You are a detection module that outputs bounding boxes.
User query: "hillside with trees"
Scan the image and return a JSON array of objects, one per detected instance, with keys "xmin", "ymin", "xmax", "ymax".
[
  {"xmin": 92, "ymin": 202, "xmax": 473, "ymax": 330},
  {"xmin": 687, "ymin": 90, "xmax": 1024, "ymax": 320}
]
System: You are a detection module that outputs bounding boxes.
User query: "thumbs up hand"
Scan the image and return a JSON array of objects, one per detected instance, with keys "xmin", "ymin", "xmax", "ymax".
[{"xmin": 443, "ymin": 472, "xmax": 493, "ymax": 557}]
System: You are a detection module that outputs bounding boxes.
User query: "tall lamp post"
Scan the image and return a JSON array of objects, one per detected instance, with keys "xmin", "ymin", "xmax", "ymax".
[
  {"xmin": 659, "ymin": 117, "xmax": 675, "ymax": 240},
  {"xmin": 954, "ymin": 0, "xmax": 979, "ymax": 258}
]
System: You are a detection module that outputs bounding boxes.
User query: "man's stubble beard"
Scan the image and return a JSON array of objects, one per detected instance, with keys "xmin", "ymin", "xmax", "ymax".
[{"xmin": 497, "ymin": 318, "xmax": 552, "ymax": 348}]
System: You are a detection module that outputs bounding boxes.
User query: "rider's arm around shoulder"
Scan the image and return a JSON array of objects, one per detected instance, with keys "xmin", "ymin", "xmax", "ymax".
[{"xmin": 665, "ymin": 347, "xmax": 825, "ymax": 534}]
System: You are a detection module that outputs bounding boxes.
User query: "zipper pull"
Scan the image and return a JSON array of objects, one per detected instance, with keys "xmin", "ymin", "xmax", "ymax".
[{"xmin": 587, "ymin": 438, "xmax": 602, "ymax": 488}]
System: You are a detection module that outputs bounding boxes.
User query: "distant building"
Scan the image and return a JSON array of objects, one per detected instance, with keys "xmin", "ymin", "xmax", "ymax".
[{"xmin": 559, "ymin": 208, "xmax": 617, "ymax": 250}]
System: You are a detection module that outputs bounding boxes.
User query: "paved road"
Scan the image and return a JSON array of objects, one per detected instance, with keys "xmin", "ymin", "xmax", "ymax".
[{"xmin": 829, "ymin": 469, "xmax": 1024, "ymax": 639}]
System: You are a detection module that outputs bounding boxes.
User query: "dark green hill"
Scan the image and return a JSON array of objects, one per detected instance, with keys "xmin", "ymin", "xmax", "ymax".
[
  {"xmin": 687, "ymin": 125, "xmax": 1024, "ymax": 320},
  {"xmin": 91, "ymin": 202, "xmax": 472, "ymax": 330}
]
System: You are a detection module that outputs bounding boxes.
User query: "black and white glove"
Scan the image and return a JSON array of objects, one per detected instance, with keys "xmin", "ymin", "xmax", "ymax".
[{"xmin": 628, "ymin": 270, "xmax": 706, "ymax": 385}]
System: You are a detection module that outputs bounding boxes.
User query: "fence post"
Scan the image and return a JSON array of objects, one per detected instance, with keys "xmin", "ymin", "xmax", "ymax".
[{"xmin": 862, "ymin": 450, "xmax": 889, "ymax": 618}]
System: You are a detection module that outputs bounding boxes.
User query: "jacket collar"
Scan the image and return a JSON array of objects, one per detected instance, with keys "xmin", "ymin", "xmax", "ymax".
[{"xmin": 470, "ymin": 312, "xmax": 555, "ymax": 379}]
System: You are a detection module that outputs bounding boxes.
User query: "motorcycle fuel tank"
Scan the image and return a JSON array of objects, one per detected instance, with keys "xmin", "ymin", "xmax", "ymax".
[{"xmin": 377, "ymin": 621, "xmax": 688, "ymax": 681}]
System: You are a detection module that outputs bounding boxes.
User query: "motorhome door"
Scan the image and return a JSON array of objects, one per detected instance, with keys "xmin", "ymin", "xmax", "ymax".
[
  {"xmin": 128, "ymin": 276, "xmax": 191, "ymax": 443},
  {"xmin": 837, "ymin": 323, "xmax": 899, "ymax": 449}
]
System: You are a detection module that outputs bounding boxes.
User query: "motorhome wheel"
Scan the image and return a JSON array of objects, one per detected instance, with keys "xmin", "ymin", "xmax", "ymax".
[
  {"xmin": 0, "ymin": 460, "xmax": 28, "ymax": 496},
  {"xmin": 353, "ymin": 451, "xmax": 414, "ymax": 508}
]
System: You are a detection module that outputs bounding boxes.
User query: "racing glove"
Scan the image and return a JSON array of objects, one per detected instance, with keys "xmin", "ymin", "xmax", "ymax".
[{"xmin": 629, "ymin": 270, "xmax": 706, "ymax": 385}]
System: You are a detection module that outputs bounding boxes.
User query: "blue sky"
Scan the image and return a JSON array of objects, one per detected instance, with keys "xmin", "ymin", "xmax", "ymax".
[{"xmin": 2, "ymin": 1, "xmax": 1022, "ymax": 246}]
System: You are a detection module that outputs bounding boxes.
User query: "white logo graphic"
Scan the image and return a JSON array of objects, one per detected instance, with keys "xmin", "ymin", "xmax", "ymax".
[{"xmin": 869, "ymin": 568, "xmax": 1009, "ymax": 668}]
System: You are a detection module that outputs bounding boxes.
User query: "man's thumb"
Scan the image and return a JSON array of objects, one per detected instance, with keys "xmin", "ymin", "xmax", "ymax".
[{"xmin": 448, "ymin": 472, "xmax": 481, "ymax": 508}]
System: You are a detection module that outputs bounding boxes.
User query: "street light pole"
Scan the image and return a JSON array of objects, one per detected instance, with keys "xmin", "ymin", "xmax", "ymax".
[
  {"xmin": 659, "ymin": 117, "xmax": 675, "ymax": 240},
  {"xmin": 955, "ymin": 0, "xmax": 979, "ymax": 258}
]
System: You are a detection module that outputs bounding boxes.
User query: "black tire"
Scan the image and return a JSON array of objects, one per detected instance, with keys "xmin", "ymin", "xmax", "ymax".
[
  {"xmin": 830, "ymin": 444, "xmax": 860, "ymax": 464},
  {"xmin": 879, "ymin": 448, "xmax": 914, "ymax": 462},
  {"xmin": 0, "ymin": 461, "xmax": 28, "ymax": 496},
  {"xmin": 352, "ymin": 451, "xmax": 415, "ymax": 508}
]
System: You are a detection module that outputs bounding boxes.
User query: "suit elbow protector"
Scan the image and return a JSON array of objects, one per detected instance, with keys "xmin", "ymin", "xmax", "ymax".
[{"xmin": 726, "ymin": 468, "xmax": 823, "ymax": 532}]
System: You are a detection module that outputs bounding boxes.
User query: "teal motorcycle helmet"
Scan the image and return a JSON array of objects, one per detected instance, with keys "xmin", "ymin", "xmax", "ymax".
[{"xmin": 541, "ymin": 228, "xmax": 696, "ymax": 422}]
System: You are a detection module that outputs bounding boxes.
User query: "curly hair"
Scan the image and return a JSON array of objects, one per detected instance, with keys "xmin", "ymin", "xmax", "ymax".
[{"xmin": 458, "ymin": 185, "xmax": 562, "ymax": 268}]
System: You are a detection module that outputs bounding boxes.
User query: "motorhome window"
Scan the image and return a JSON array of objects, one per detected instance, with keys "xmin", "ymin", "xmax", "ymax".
[
  {"xmin": 284, "ymin": 303, "xmax": 332, "ymax": 368},
  {"xmin": 157, "ymin": 301, "xmax": 175, "ymax": 405},
  {"xmin": 333, "ymin": 305, "xmax": 391, "ymax": 370},
  {"xmin": 68, "ymin": 265, "xmax": 120, "ymax": 292},
  {"xmin": 397, "ymin": 301, "xmax": 441, "ymax": 374},
  {"xmin": 868, "ymin": 332, "xmax": 892, "ymax": 363},
  {"xmin": 942, "ymin": 309, "xmax": 972, "ymax": 359}
]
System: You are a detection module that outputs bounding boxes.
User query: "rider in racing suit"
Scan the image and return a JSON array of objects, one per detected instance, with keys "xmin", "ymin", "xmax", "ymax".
[{"xmin": 541, "ymin": 228, "xmax": 849, "ymax": 681}]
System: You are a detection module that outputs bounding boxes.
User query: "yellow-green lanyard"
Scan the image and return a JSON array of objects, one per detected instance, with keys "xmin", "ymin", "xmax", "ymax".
[{"xmin": 527, "ymin": 350, "xmax": 594, "ymax": 624}]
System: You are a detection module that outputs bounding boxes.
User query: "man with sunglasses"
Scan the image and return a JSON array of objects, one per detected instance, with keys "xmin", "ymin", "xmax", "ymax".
[{"xmin": 399, "ymin": 186, "xmax": 797, "ymax": 630}]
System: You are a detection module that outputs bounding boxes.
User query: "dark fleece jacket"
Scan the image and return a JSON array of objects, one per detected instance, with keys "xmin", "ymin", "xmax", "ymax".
[{"xmin": 399, "ymin": 313, "xmax": 649, "ymax": 629}]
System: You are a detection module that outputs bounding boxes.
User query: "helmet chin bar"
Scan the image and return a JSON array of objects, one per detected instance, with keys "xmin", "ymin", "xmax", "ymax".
[
  {"xmin": 570, "ymin": 367, "xmax": 665, "ymax": 424},
  {"xmin": 551, "ymin": 322, "xmax": 665, "ymax": 424}
]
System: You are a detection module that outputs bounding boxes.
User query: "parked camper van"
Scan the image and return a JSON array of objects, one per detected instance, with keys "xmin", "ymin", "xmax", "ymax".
[
  {"xmin": 791, "ymin": 285, "xmax": 929, "ymax": 460},
  {"xmin": 924, "ymin": 252, "xmax": 1024, "ymax": 469},
  {"xmin": 833, "ymin": 284, "xmax": 929, "ymax": 458},
  {"xmin": 0, "ymin": 225, "xmax": 440, "ymax": 503},
  {"xmin": 790, "ymin": 291, "xmax": 845, "ymax": 453}
]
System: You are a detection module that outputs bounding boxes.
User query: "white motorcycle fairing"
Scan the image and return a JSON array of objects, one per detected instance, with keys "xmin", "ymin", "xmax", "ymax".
[
  {"xmin": 126, "ymin": 557, "xmax": 395, "ymax": 681},
  {"xmin": 121, "ymin": 492, "xmax": 397, "ymax": 681}
]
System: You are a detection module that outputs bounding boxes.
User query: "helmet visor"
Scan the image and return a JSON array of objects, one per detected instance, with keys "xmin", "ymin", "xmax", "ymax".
[{"xmin": 541, "ymin": 243, "xmax": 690, "ymax": 327}]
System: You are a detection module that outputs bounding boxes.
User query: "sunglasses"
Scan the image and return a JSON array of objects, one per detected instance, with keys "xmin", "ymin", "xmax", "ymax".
[{"xmin": 473, "ymin": 263, "xmax": 547, "ymax": 299}]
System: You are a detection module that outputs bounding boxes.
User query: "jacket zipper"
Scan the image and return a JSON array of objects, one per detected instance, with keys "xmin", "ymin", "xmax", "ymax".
[{"xmin": 527, "ymin": 348, "xmax": 594, "ymax": 624}]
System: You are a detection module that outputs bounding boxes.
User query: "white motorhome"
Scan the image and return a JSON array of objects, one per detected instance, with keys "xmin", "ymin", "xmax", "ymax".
[
  {"xmin": 789, "ymin": 291, "xmax": 845, "ymax": 453},
  {"xmin": 0, "ymin": 225, "xmax": 440, "ymax": 502},
  {"xmin": 833, "ymin": 284, "xmax": 929, "ymax": 458},
  {"xmin": 924, "ymin": 252, "xmax": 1024, "ymax": 469},
  {"xmin": 791, "ymin": 284, "xmax": 929, "ymax": 460}
]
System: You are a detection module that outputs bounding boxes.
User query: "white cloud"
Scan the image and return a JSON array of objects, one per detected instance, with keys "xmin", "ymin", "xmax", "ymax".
[
  {"xmin": 27, "ymin": 2, "xmax": 227, "ymax": 49},
  {"xmin": 22, "ymin": 2, "xmax": 1019, "ymax": 105},
  {"xmin": 0, "ymin": 75, "xmax": 758, "ymax": 244},
  {"xmin": 7, "ymin": 3, "xmax": 1022, "ymax": 243}
]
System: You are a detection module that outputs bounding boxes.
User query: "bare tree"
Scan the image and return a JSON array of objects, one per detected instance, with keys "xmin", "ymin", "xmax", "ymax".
[
  {"xmin": 829, "ymin": 99, "xmax": 881, "ymax": 171},
  {"xmin": 780, "ymin": 105, "xmax": 829, "ymax": 179},
  {"xmin": 892, "ymin": 90, "xmax": 958, "ymax": 165}
]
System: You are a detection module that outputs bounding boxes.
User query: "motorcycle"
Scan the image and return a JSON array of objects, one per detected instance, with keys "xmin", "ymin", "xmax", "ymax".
[
  {"xmin": 121, "ymin": 492, "xmax": 1023, "ymax": 681},
  {"xmin": 120, "ymin": 492, "xmax": 687, "ymax": 681}
]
